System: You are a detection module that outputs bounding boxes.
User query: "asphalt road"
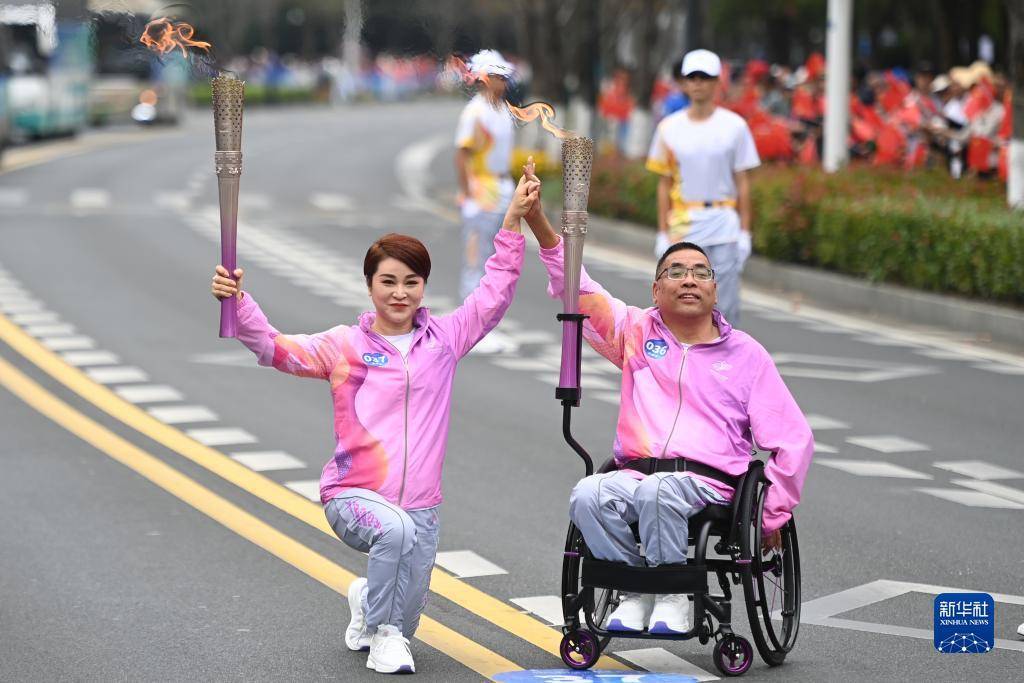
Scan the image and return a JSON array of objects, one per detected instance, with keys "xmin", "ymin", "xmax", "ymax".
[{"xmin": 1, "ymin": 100, "xmax": 1022, "ymax": 682}]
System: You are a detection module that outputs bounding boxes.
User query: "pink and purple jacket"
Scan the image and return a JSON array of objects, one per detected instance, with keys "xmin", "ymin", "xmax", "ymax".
[
  {"xmin": 235, "ymin": 229, "xmax": 525, "ymax": 510},
  {"xmin": 538, "ymin": 239, "xmax": 813, "ymax": 532}
]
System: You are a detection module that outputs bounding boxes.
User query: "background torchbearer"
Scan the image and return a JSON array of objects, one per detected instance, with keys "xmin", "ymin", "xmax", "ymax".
[{"xmin": 211, "ymin": 74, "xmax": 245, "ymax": 337}]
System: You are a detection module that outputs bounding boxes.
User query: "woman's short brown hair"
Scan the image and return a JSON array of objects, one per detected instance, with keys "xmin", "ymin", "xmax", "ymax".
[{"xmin": 363, "ymin": 233, "xmax": 431, "ymax": 285}]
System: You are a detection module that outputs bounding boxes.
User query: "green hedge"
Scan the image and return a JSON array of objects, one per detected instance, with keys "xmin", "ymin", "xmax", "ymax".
[
  {"xmin": 582, "ymin": 159, "xmax": 1024, "ymax": 305},
  {"xmin": 188, "ymin": 83, "xmax": 319, "ymax": 106}
]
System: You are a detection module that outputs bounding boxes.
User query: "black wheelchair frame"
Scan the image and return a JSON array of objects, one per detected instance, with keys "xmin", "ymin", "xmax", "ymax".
[{"xmin": 554, "ymin": 313, "xmax": 801, "ymax": 677}]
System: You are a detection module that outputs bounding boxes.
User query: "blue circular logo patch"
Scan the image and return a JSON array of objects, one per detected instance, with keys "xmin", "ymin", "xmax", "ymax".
[
  {"xmin": 362, "ymin": 352, "xmax": 389, "ymax": 367},
  {"xmin": 644, "ymin": 339, "xmax": 669, "ymax": 360}
]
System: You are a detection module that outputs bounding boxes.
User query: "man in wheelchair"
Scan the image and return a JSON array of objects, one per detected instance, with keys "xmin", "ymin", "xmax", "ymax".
[{"xmin": 524, "ymin": 203, "xmax": 814, "ymax": 637}]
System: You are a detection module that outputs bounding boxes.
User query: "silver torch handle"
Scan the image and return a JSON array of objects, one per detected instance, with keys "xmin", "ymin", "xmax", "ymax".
[
  {"xmin": 212, "ymin": 74, "xmax": 244, "ymax": 338},
  {"xmin": 557, "ymin": 136, "xmax": 594, "ymax": 401}
]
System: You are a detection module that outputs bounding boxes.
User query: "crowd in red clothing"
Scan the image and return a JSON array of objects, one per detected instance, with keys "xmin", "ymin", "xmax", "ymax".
[{"xmin": 644, "ymin": 53, "xmax": 1013, "ymax": 181}]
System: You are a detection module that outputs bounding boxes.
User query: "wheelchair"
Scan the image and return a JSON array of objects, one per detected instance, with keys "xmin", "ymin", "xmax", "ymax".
[
  {"xmin": 551, "ymin": 314, "xmax": 801, "ymax": 677},
  {"xmin": 557, "ymin": 457, "xmax": 801, "ymax": 676}
]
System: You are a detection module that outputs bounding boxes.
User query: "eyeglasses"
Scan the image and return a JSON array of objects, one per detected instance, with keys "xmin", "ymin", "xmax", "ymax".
[{"xmin": 657, "ymin": 264, "xmax": 715, "ymax": 282}]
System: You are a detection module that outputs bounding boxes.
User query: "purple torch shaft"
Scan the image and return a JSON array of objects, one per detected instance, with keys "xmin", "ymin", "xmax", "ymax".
[
  {"xmin": 558, "ymin": 136, "xmax": 594, "ymax": 392},
  {"xmin": 212, "ymin": 74, "xmax": 244, "ymax": 338}
]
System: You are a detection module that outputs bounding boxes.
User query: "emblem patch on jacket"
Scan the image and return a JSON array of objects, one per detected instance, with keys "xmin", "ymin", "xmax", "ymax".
[
  {"xmin": 362, "ymin": 352, "xmax": 389, "ymax": 367},
  {"xmin": 644, "ymin": 339, "xmax": 669, "ymax": 360}
]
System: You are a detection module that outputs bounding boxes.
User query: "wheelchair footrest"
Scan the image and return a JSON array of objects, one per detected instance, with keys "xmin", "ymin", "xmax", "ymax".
[{"xmin": 581, "ymin": 558, "xmax": 709, "ymax": 594}]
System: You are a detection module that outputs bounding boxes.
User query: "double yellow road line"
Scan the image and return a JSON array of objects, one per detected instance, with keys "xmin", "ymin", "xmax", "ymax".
[{"xmin": 0, "ymin": 313, "xmax": 628, "ymax": 678}]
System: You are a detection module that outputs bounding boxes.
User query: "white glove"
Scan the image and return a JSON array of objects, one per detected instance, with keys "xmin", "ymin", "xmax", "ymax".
[
  {"xmin": 737, "ymin": 230, "xmax": 752, "ymax": 265},
  {"xmin": 655, "ymin": 231, "xmax": 670, "ymax": 257}
]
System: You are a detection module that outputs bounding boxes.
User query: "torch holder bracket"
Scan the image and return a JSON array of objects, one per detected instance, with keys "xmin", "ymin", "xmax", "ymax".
[{"xmin": 555, "ymin": 312, "xmax": 589, "ymax": 406}]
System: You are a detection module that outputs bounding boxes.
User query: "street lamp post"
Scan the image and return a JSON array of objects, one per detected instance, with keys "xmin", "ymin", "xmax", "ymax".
[{"xmin": 823, "ymin": 0, "xmax": 852, "ymax": 173}]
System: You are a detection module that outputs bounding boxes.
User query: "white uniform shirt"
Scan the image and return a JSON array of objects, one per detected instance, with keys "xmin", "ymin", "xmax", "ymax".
[
  {"xmin": 646, "ymin": 107, "xmax": 760, "ymax": 245},
  {"xmin": 455, "ymin": 94, "xmax": 515, "ymax": 218}
]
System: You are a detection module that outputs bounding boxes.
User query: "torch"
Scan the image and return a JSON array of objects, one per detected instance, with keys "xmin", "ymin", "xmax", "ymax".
[
  {"xmin": 555, "ymin": 136, "xmax": 594, "ymax": 406},
  {"xmin": 212, "ymin": 74, "xmax": 244, "ymax": 338}
]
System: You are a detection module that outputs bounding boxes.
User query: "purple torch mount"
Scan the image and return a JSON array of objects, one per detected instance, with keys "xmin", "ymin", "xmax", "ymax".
[
  {"xmin": 212, "ymin": 74, "xmax": 244, "ymax": 338},
  {"xmin": 556, "ymin": 136, "xmax": 593, "ymax": 406}
]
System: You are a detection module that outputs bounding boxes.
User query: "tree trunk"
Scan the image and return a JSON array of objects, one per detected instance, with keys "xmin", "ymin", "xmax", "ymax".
[{"xmin": 1007, "ymin": 0, "xmax": 1024, "ymax": 208}]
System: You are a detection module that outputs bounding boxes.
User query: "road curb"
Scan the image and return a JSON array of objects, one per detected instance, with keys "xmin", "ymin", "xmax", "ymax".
[{"xmin": 583, "ymin": 212, "xmax": 1024, "ymax": 349}]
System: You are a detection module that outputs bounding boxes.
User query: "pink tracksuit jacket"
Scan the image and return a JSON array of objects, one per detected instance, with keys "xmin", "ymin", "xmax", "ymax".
[
  {"xmin": 538, "ymin": 239, "xmax": 813, "ymax": 532},
  {"xmin": 235, "ymin": 229, "xmax": 525, "ymax": 510}
]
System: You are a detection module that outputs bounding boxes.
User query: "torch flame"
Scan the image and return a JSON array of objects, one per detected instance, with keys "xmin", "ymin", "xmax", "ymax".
[
  {"xmin": 140, "ymin": 17, "xmax": 210, "ymax": 58},
  {"xmin": 507, "ymin": 101, "xmax": 575, "ymax": 140}
]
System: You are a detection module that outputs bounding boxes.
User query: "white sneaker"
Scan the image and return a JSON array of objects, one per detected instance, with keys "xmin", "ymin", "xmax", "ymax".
[
  {"xmin": 366, "ymin": 624, "xmax": 415, "ymax": 674},
  {"xmin": 648, "ymin": 593, "xmax": 690, "ymax": 634},
  {"xmin": 345, "ymin": 577, "xmax": 371, "ymax": 651},
  {"xmin": 604, "ymin": 592, "xmax": 654, "ymax": 632}
]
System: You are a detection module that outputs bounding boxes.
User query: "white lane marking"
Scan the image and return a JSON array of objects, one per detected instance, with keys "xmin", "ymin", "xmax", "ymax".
[
  {"xmin": 84, "ymin": 366, "xmax": 149, "ymax": 384},
  {"xmin": 914, "ymin": 348, "xmax": 969, "ymax": 360},
  {"xmin": 24, "ymin": 323, "xmax": 76, "ymax": 337},
  {"xmin": 0, "ymin": 287, "xmax": 30, "ymax": 300},
  {"xmin": 800, "ymin": 321, "xmax": 848, "ymax": 334},
  {"xmin": 61, "ymin": 350, "xmax": 121, "ymax": 366},
  {"xmin": 114, "ymin": 384, "xmax": 184, "ymax": 403},
  {"xmin": 950, "ymin": 479, "xmax": 1024, "ymax": 506},
  {"xmin": 434, "ymin": 550, "xmax": 508, "ymax": 578},
  {"xmin": 9, "ymin": 311, "xmax": 59, "ymax": 325},
  {"xmin": 505, "ymin": 330, "xmax": 558, "ymax": 345},
  {"xmin": 189, "ymin": 350, "xmax": 257, "ymax": 368},
  {"xmin": 551, "ymin": 374, "xmax": 619, "ymax": 391},
  {"xmin": 805, "ymin": 414, "xmax": 850, "ymax": 430},
  {"xmin": 933, "ymin": 460, "xmax": 1024, "ymax": 480},
  {"xmin": 395, "ymin": 133, "xmax": 449, "ymax": 208},
  {"xmin": 971, "ymin": 363, "xmax": 1024, "ymax": 375},
  {"xmin": 1, "ymin": 300, "xmax": 44, "ymax": 314},
  {"xmin": 816, "ymin": 459, "xmax": 931, "ymax": 479},
  {"xmin": 310, "ymin": 193, "xmax": 354, "ymax": 211},
  {"xmin": 594, "ymin": 391, "xmax": 621, "ymax": 405},
  {"xmin": 492, "ymin": 358, "xmax": 558, "ymax": 372},
  {"xmin": 186, "ymin": 427, "xmax": 258, "ymax": 447},
  {"xmin": 0, "ymin": 188, "xmax": 28, "ymax": 207},
  {"xmin": 814, "ymin": 442, "xmax": 838, "ymax": 454},
  {"xmin": 771, "ymin": 352, "xmax": 938, "ymax": 383},
  {"xmin": 853, "ymin": 336, "xmax": 922, "ymax": 348},
  {"xmin": 154, "ymin": 191, "xmax": 192, "ymax": 210},
  {"xmin": 846, "ymin": 436, "xmax": 930, "ymax": 453},
  {"xmin": 799, "ymin": 579, "xmax": 1024, "ymax": 653},
  {"xmin": 42, "ymin": 336, "xmax": 96, "ymax": 351},
  {"xmin": 70, "ymin": 188, "xmax": 111, "ymax": 209},
  {"xmin": 239, "ymin": 194, "xmax": 271, "ymax": 210},
  {"xmin": 229, "ymin": 450, "xmax": 306, "ymax": 472},
  {"xmin": 284, "ymin": 480, "xmax": 321, "ymax": 502},
  {"xmin": 509, "ymin": 596, "xmax": 564, "ymax": 626},
  {"xmin": 614, "ymin": 648, "xmax": 719, "ymax": 680},
  {"xmin": 915, "ymin": 488, "xmax": 1024, "ymax": 509},
  {"xmin": 146, "ymin": 405, "xmax": 220, "ymax": 425}
]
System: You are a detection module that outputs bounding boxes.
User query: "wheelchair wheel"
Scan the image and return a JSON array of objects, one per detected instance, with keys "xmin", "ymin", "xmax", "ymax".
[
  {"xmin": 560, "ymin": 629, "xmax": 601, "ymax": 669},
  {"xmin": 713, "ymin": 634, "xmax": 754, "ymax": 676},
  {"xmin": 739, "ymin": 479, "xmax": 801, "ymax": 666},
  {"xmin": 562, "ymin": 524, "xmax": 613, "ymax": 651}
]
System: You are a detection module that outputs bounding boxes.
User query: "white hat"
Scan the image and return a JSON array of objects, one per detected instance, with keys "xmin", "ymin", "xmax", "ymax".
[
  {"xmin": 468, "ymin": 49, "xmax": 515, "ymax": 79},
  {"xmin": 930, "ymin": 74, "xmax": 951, "ymax": 93},
  {"xmin": 681, "ymin": 49, "xmax": 721, "ymax": 78}
]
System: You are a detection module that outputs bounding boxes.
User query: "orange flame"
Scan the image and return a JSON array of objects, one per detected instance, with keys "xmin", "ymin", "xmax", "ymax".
[
  {"xmin": 507, "ymin": 102, "xmax": 574, "ymax": 140},
  {"xmin": 140, "ymin": 17, "xmax": 210, "ymax": 58}
]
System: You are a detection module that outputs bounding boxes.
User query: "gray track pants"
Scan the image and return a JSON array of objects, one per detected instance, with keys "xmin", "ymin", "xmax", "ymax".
[
  {"xmin": 459, "ymin": 209, "xmax": 504, "ymax": 300},
  {"xmin": 704, "ymin": 241, "xmax": 742, "ymax": 326},
  {"xmin": 569, "ymin": 471, "xmax": 729, "ymax": 566},
  {"xmin": 324, "ymin": 489, "xmax": 440, "ymax": 637}
]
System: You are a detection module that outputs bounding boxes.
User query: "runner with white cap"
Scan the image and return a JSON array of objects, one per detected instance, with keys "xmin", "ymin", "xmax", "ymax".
[
  {"xmin": 646, "ymin": 49, "xmax": 760, "ymax": 326},
  {"xmin": 455, "ymin": 50, "xmax": 516, "ymax": 306}
]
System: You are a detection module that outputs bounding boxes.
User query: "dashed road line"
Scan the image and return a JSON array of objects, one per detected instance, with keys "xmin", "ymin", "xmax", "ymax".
[
  {"xmin": 229, "ymin": 450, "xmax": 306, "ymax": 472},
  {"xmin": 509, "ymin": 596, "xmax": 564, "ymax": 626},
  {"xmin": 185, "ymin": 427, "xmax": 258, "ymax": 447},
  {"xmin": 435, "ymin": 550, "xmax": 508, "ymax": 578},
  {"xmin": 934, "ymin": 460, "xmax": 1024, "ymax": 480},
  {"xmin": 614, "ymin": 648, "xmax": 719, "ymax": 681},
  {"xmin": 816, "ymin": 459, "xmax": 931, "ymax": 479},
  {"xmin": 845, "ymin": 435, "xmax": 930, "ymax": 453}
]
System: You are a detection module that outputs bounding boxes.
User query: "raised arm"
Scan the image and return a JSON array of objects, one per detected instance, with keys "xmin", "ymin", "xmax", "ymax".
[
  {"xmin": 434, "ymin": 170, "xmax": 536, "ymax": 358},
  {"xmin": 211, "ymin": 266, "xmax": 342, "ymax": 379}
]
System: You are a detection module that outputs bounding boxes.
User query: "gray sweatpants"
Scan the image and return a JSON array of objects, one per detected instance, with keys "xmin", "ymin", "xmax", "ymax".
[
  {"xmin": 569, "ymin": 471, "xmax": 729, "ymax": 566},
  {"xmin": 703, "ymin": 241, "xmax": 742, "ymax": 327},
  {"xmin": 459, "ymin": 209, "xmax": 504, "ymax": 300},
  {"xmin": 324, "ymin": 489, "xmax": 440, "ymax": 637}
]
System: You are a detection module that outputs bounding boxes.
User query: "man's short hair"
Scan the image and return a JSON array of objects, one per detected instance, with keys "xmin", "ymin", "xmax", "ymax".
[{"xmin": 655, "ymin": 241, "xmax": 710, "ymax": 277}]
